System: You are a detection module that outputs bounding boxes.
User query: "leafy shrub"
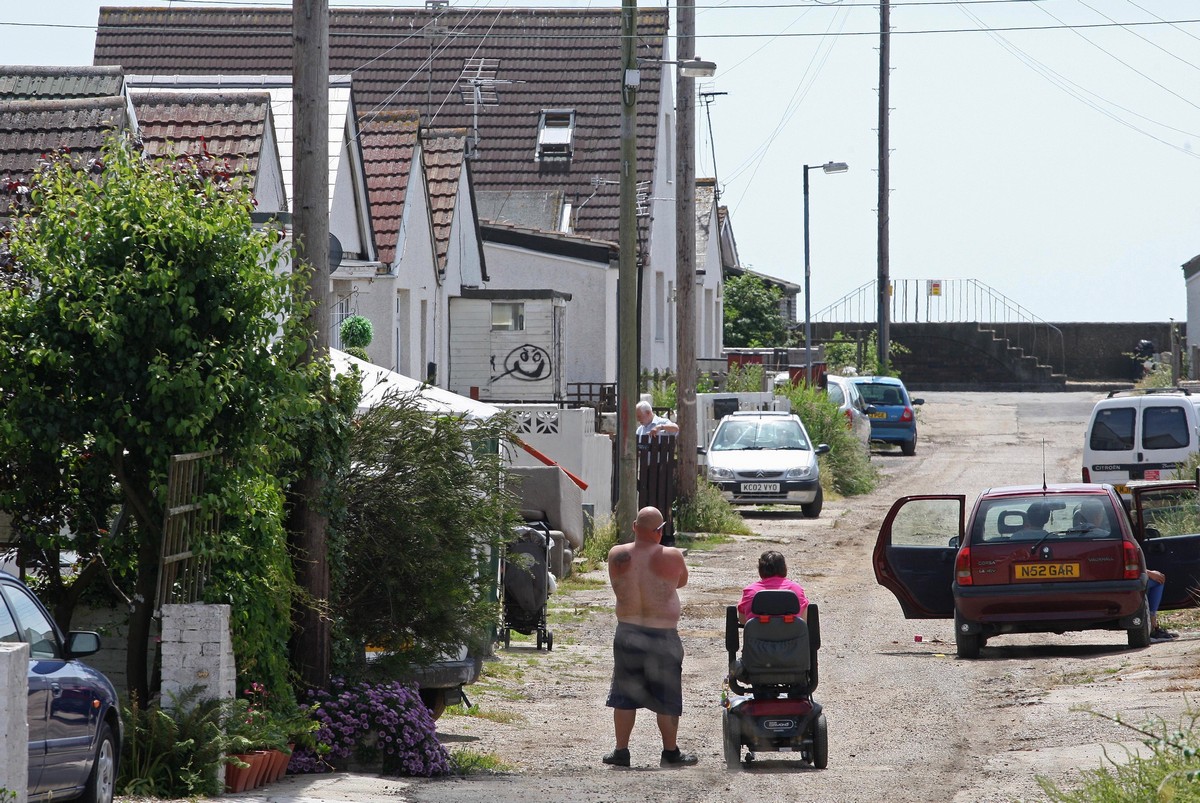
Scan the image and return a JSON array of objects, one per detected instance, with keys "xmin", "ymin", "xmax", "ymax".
[
  {"xmin": 579, "ymin": 516, "xmax": 618, "ymax": 571},
  {"xmin": 339, "ymin": 315, "xmax": 374, "ymax": 350},
  {"xmin": 677, "ymin": 480, "xmax": 752, "ymax": 535},
  {"xmin": 776, "ymin": 383, "xmax": 877, "ymax": 497},
  {"xmin": 725, "ymin": 363, "xmax": 766, "ymax": 393},
  {"xmin": 1038, "ymin": 707, "xmax": 1200, "ymax": 801},
  {"xmin": 119, "ymin": 687, "xmax": 226, "ymax": 798},
  {"xmin": 289, "ymin": 679, "xmax": 449, "ymax": 776}
]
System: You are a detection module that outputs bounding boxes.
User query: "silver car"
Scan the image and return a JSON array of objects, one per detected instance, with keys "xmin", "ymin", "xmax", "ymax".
[
  {"xmin": 704, "ymin": 411, "xmax": 830, "ymax": 517},
  {"xmin": 826, "ymin": 374, "xmax": 873, "ymax": 457}
]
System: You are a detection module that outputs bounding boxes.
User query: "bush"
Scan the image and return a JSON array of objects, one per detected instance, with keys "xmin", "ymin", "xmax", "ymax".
[
  {"xmin": 580, "ymin": 516, "xmax": 618, "ymax": 571},
  {"xmin": 289, "ymin": 679, "xmax": 449, "ymax": 776},
  {"xmin": 776, "ymin": 383, "xmax": 878, "ymax": 497},
  {"xmin": 118, "ymin": 687, "xmax": 226, "ymax": 798},
  {"xmin": 677, "ymin": 480, "xmax": 753, "ymax": 535},
  {"xmin": 1038, "ymin": 707, "xmax": 1200, "ymax": 801},
  {"xmin": 339, "ymin": 315, "xmax": 374, "ymax": 350}
]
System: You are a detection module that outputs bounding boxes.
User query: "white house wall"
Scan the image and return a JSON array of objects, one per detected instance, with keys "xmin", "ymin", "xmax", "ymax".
[
  {"xmin": 481, "ymin": 242, "xmax": 615, "ymax": 386},
  {"xmin": 448, "ymin": 297, "xmax": 562, "ymax": 400},
  {"xmin": 391, "ymin": 156, "xmax": 442, "ymax": 380},
  {"xmin": 699, "ymin": 202, "xmax": 724, "ymax": 359},
  {"xmin": 451, "ymin": 170, "xmax": 485, "ymax": 288},
  {"xmin": 1188, "ymin": 270, "xmax": 1200, "ymax": 379},
  {"xmin": 643, "ymin": 79, "xmax": 679, "ymax": 373}
]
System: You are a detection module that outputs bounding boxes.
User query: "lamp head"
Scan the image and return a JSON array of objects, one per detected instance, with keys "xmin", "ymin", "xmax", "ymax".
[
  {"xmin": 677, "ymin": 57, "xmax": 717, "ymax": 78},
  {"xmin": 822, "ymin": 161, "xmax": 849, "ymax": 174}
]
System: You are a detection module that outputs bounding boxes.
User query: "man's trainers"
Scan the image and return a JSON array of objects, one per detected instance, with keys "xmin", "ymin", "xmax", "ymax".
[
  {"xmin": 1151, "ymin": 627, "xmax": 1179, "ymax": 643},
  {"xmin": 660, "ymin": 748, "xmax": 699, "ymax": 768},
  {"xmin": 602, "ymin": 748, "xmax": 630, "ymax": 767}
]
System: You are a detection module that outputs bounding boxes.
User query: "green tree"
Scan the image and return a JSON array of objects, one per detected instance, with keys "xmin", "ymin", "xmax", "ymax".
[
  {"xmin": 0, "ymin": 134, "xmax": 315, "ymax": 703},
  {"xmin": 723, "ymin": 274, "xmax": 786, "ymax": 348},
  {"xmin": 330, "ymin": 390, "xmax": 519, "ymax": 673}
]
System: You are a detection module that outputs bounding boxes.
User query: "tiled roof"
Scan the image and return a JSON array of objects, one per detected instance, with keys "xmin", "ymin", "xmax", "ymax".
[
  {"xmin": 131, "ymin": 92, "xmax": 270, "ymax": 189},
  {"xmin": 94, "ymin": 6, "xmax": 668, "ymax": 245},
  {"xmin": 0, "ymin": 96, "xmax": 128, "ymax": 220},
  {"xmin": 421, "ymin": 128, "xmax": 468, "ymax": 274},
  {"xmin": 358, "ymin": 109, "xmax": 418, "ymax": 266},
  {"xmin": 0, "ymin": 65, "xmax": 125, "ymax": 100}
]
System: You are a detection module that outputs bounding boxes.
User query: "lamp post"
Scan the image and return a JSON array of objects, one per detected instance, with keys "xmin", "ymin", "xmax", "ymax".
[{"xmin": 802, "ymin": 161, "xmax": 848, "ymax": 385}]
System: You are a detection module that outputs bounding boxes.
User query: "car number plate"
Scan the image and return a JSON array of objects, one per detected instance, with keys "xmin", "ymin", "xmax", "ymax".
[
  {"xmin": 1113, "ymin": 484, "xmax": 1130, "ymax": 495},
  {"xmin": 1014, "ymin": 562, "xmax": 1081, "ymax": 581},
  {"xmin": 740, "ymin": 482, "xmax": 780, "ymax": 493},
  {"xmin": 869, "ymin": 412, "xmax": 888, "ymax": 419}
]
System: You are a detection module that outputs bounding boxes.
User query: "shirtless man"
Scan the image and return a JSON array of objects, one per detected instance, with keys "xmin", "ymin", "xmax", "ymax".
[{"xmin": 603, "ymin": 506, "xmax": 698, "ymax": 768}]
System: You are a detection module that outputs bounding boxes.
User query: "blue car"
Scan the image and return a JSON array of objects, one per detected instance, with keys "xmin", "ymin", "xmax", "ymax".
[
  {"xmin": 849, "ymin": 376, "xmax": 924, "ymax": 456},
  {"xmin": 0, "ymin": 571, "xmax": 121, "ymax": 802}
]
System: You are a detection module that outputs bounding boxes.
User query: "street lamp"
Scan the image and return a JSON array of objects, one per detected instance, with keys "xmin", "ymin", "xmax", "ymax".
[{"xmin": 802, "ymin": 161, "xmax": 848, "ymax": 385}]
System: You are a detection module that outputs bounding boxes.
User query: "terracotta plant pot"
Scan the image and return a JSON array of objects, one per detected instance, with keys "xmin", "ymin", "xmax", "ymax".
[
  {"xmin": 249, "ymin": 750, "xmax": 272, "ymax": 788},
  {"xmin": 224, "ymin": 754, "xmax": 256, "ymax": 794}
]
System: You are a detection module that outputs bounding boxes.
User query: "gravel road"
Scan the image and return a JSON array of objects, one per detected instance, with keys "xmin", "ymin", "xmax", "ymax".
[{"xmin": 400, "ymin": 391, "xmax": 1200, "ymax": 803}]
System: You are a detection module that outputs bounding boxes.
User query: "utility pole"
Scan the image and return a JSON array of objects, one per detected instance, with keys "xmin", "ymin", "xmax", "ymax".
[
  {"xmin": 616, "ymin": 0, "xmax": 639, "ymax": 541},
  {"xmin": 877, "ymin": 0, "xmax": 891, "ymax": 374},
  {"xmin": 291, "ymin": 0, "xmax": 332, "ymax": 688},
  {"xmin": 675, "ymin": 0, "xmax": 698, "ymax": 510}
]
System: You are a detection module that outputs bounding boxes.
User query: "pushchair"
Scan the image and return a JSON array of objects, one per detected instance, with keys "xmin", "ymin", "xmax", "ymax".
[
  {"xmin": 501, "ymin": 522, "xmax": 554, "ymax": 651},
  {"xmin": 722, "ymin": 590, "xmax": 826, "ymax": 770}
]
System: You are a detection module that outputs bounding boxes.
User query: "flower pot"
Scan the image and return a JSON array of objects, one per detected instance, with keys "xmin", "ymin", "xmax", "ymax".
[
  {"xmin": 224, "ymin": 754, "xmax": 256, "ymax": 794},
  {"xmin": 268, "ymin": 748, "xmax": 288, "ymax": 783},
  {"xmin": 246, "ymin": 750, "xmax": 270, "ymax": 789}
]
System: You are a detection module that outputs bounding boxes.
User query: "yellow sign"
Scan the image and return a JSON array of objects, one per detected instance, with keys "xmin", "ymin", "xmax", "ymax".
[{"xmin": 928, "ymin": 280, "xmax": 943, "ymax": 297}]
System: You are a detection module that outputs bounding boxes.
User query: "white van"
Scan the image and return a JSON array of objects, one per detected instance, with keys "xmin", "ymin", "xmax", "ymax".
[{"xmin": 1082, "ymin": 389, "xmax": 1200, "ymax": 494}]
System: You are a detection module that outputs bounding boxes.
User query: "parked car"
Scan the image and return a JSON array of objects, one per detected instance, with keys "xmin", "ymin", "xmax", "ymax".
[
  {"xmin": 872, "ymin": 483, "xmax": 1200, "ymax": 658},
  {"xmin": 825, "ymin": 374, "xmax": 872, "ymax": 456},
  {"xmin": 849, "ymin": 376, "xmax": 923, "ymax": 456},
  {"xmin": 704, "ymin": 411, "xmax": 830, "ymax": 518},
  {"xmin": 1082, "ymin": 388, "xmax": 1200, "ymax": 495},
  {"xmin": 0, "ymin": 571, "xmax": 121, "ymax": 802}
]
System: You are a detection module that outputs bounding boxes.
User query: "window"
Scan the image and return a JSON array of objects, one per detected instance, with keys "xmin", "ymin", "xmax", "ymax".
[
  {"xmin": 330, "ymin": 294, "xmax": 352, "ymax": 350},
  {"xmin": 1089, "ymin": 408, "xmax": 1135, "ymax": 451},
  {"xmin": 536, "ymin": 109, "xmax": 575, "ymax": 161},
  {"xmin": 3, "ymin": 585, "xmax": 58, "ymax": 659},
  {"xmin": 1142, "ymin": 406, "xmax": 1189, "ymax": 450},
  {"xmin": 492, "ymin": 302, "xmax": 525, "ymax": 332}
]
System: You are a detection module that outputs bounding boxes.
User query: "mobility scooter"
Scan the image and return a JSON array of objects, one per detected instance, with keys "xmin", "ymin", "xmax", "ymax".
[{"xmin": 722, "ymin": 589, "xmax": 827, "ymax": 770}]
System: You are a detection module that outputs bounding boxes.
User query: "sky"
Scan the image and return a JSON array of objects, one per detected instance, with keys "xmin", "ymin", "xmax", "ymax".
[{"xmin": 4, "ymin": 0, "xmax": 1198, "ymax": 324}]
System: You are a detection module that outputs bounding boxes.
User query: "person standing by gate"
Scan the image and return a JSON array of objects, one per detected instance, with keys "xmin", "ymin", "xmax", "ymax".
[{"xmin": 635, "ymin": 400, "xmax": 679, "ymax": 438}]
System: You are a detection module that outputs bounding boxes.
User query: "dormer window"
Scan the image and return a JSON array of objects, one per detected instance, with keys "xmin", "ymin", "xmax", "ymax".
[{"xmin": 536, "ymin": 109, "xmax": 575, "ymax": 161}]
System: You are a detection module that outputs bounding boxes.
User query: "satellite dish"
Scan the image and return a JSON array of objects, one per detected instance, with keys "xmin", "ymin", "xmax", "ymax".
[{"xmin": 328, "ymin": 234, "xmax": 343, "ymax": 271}]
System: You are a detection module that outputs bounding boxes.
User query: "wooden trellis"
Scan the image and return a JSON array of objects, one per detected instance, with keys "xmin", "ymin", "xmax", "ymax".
[{"xmin": 155, "ymin": 450, "xmax": 221, "ymax": 612}]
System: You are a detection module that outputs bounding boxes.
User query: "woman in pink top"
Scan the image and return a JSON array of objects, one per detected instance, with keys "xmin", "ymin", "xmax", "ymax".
[{"xmin": 738, "ymin": 550, "xmax": 809, "ymax": 624}]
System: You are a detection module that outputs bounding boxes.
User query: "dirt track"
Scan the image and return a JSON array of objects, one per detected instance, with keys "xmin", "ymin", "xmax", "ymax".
[{"xmin": 409, "ymin": 392, "xmax": 1200, "ymax": 803}]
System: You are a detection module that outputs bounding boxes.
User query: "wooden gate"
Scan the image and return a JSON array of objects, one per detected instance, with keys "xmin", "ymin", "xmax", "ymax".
[{"xmin": 637, "ymin": 434, "xmax": 677, "ymax": 546}]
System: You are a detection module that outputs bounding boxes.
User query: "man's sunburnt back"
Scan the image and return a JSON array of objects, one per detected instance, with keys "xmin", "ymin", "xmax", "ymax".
[{"xmin": 608, "ymin": 507, "xmax": 687, "ymax": 629}]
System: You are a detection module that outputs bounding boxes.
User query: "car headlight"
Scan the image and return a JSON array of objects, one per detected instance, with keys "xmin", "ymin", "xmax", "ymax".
[
  {"xmin": 708, "ymin": 466, "xmax": 734, "ymax": 481},
  {"xmin": 785, "ymin": 465, "xmax": 815, "ymax": 480}
]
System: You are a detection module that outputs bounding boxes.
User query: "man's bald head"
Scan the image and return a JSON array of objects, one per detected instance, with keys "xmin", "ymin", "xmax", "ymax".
[{"xmin": 633, "ymin": 506, "xmax": 665, "ymax": 540}]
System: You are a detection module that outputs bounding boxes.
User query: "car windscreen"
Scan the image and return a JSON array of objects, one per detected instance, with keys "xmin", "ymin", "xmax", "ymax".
[
  {"xmin": 856, "ymin": 383, "xmax": 904, "ymax": 406},
  {"xmin": 971, "ymin": 496, "xmax": 1120, "ymax": 544},
  {"xmin": 711, "ymin": 419, "xmax": 810, "ymax": 451}
]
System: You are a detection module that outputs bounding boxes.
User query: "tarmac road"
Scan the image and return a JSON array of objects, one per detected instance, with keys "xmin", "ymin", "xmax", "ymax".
[{"xmin": 139, "ymin": 391, "xmax": 1197, "ymax": 803}]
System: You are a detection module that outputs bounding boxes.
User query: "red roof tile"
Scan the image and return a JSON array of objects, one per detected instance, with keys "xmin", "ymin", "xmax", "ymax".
[{"xmin": 359, "ymin": 109, "xmax": 418, "ymax": 266}]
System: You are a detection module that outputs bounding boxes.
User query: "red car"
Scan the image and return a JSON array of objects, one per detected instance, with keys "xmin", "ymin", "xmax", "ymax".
[{"xmin": 873, "ymin": 483, "xmax": 1200, "ymax": 658}]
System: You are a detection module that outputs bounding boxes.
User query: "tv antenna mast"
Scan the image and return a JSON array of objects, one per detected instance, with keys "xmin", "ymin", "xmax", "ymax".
[{"xmin": 458, "ymin": 58, "xmax": 518, "ymax": 158}]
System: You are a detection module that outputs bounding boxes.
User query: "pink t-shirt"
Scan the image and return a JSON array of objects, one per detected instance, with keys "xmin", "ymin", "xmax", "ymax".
[{"xmin": 738, "ymin": 576, "xmax": 809, "ymax": 620}]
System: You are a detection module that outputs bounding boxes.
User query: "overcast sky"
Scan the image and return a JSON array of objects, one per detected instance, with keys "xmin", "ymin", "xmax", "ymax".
[{"xmin": 4, "ymin": 0, "xmax": 1197, "ymax": 324}]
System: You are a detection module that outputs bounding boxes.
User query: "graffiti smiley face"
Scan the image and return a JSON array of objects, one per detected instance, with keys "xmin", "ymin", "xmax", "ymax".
[{"xmin": 493, "ymin": 344, "xmax": 551, "ymax": 382}]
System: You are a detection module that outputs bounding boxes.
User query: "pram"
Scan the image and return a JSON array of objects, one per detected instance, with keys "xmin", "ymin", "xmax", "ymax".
[
  {"xmin": 501, "ymin": 522, "xmax": 554, "ymax": 651},
  {"xmin": 722, "ymin": 589, "xmax": 827, "ymax": 770}
]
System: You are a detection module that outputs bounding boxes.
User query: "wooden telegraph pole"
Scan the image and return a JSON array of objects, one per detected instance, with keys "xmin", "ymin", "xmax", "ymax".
[
  {"xmin": 291, "ymin": 0, "xmax": 332, "ymax": 688},
  {"xmin": 616, "ymin": 0, "xmax": 639, "ymax": 541},
  {"xmin": 675, "ymin": 0, "xmax": 699, "ymax": 510},
  {"xmin": 877, "ymin": 0, "xmax": 891, "ymax": 374}
]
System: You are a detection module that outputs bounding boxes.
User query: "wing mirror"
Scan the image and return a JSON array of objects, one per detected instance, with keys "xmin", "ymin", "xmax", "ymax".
[
  {"xmin": 66, "ymin": 631, "xmax": 101, "ymax": 658},
  {"xmin": 911, "ymin": 398, "xmax": 925, "ymax": 406},
  {"xmin": 948, "ymin": 535, "xmax": 961, "ymax": 548},
  {"xmin": 815, "ymin": 444, "xmax": 831, "ymax": 456}
]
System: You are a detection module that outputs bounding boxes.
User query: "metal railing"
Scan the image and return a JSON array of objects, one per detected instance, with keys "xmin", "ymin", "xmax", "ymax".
[{"xmin": 816, "ymin": 278, "xmax": 1066, "ymax": 375}]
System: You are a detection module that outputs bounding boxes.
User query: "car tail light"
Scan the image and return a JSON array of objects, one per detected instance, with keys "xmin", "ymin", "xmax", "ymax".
[
  {"xmin": 955, "ymin": 547, "xmax": 973, "ymax": 586},
  {"xmin": 899, "ymin": 407, "xmax": 914, "ymax": 422},
  {"xmin": 1122, "ymin": 540, "xmax": 1142, "ymax": 580},
  {"xmin": 1082, "ymin": 466, "xmax": 1090, "ymax": 482},
  {"xmin": 844, "ymin": 409, "xmax": 854, "ymax": 429}
]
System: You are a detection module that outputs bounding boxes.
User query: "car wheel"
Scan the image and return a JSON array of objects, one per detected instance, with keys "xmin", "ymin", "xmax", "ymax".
[
  {"xmin": 901, "ymin": 437, "xmax": 917, "ymax": 457},
  {"xmin": 955, "ymin": 611, "xmax": 981, "ymax": 659},
  {"xmin": 80, "ymin": 721, "xmax": 117, "ymax": 803},
  {"xmin": 1128, "ymin": 598, "xmax": 1151, "ymax": 649},
  {"xmin": 802, "ymin": 487, "xmax": 823, "ymax": 519},
  {"xmin": 419, "ymin": 688, "xmax": 448, "ymax": 720},
  {"xmin": 811, "ymin": 713, "xmax": 829, "ymax": 769},
  {"xmin": 722, "ymin": 709, "xmax": 741, "ymax": 771}
]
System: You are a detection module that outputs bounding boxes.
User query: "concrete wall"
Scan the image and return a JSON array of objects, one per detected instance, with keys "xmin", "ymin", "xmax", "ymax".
[
  {"xmin": 503, "ymin": 405, "xmax": 613, "ymax": 516},
  {"xmin": 160, "ymin": 604, "xmax": 236, "ymax": 707},
  {"xmin": 0, "ymin": 642, "xmax": 27, "ymax": 802}
]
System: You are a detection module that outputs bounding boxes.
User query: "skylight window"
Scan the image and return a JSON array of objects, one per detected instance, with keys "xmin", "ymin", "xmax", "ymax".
[{"xmin": 536, "ymin": 109, "xmax": 575, "ymax": 161}]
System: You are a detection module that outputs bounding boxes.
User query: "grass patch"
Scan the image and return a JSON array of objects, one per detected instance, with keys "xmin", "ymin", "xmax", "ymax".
[
  {"xmin": 482, "ymin": 660, "xmax": 526, "ymax": 682},
  {"xmin": 579, "ymin": 516, "xmax": 618, "ymax": 572},
  {"xmin": 1038, "ymin": 706, "xmax": 1200, "ymax": 801},
  {"xmin": 556, "ymin": 574, "xmax": 606, "ymax": 592},
  {"xmin": 546, "ymin": 606, "xmax": 593, "ymax": 625},
  {"xmin": 677, "ymin": 480, "xmax": 753, "ymax": 535},
  {"xmin": 1160, "ymin": 608, "xmax": 1200, "ymax": 630},
  {"xmin": 449, "ymin": 748, "xmax": 514, "ymax": 775},
  {"xmin": 445, "ymin": 703, "xmax": 522, "ymax": 724},
  {"xmin": 675, "ymin": 532, "xmax": 735, "ymax": 551}
]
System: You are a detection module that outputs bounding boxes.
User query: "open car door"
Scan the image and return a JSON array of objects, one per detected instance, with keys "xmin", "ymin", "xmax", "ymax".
[
  {"xmin": 873, "ymin": 495, "xmax": 964, "ymax": 618},
  {"xmin": 1131, "ymin": 480, "xmax": 1200, "ymax": 611}
]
